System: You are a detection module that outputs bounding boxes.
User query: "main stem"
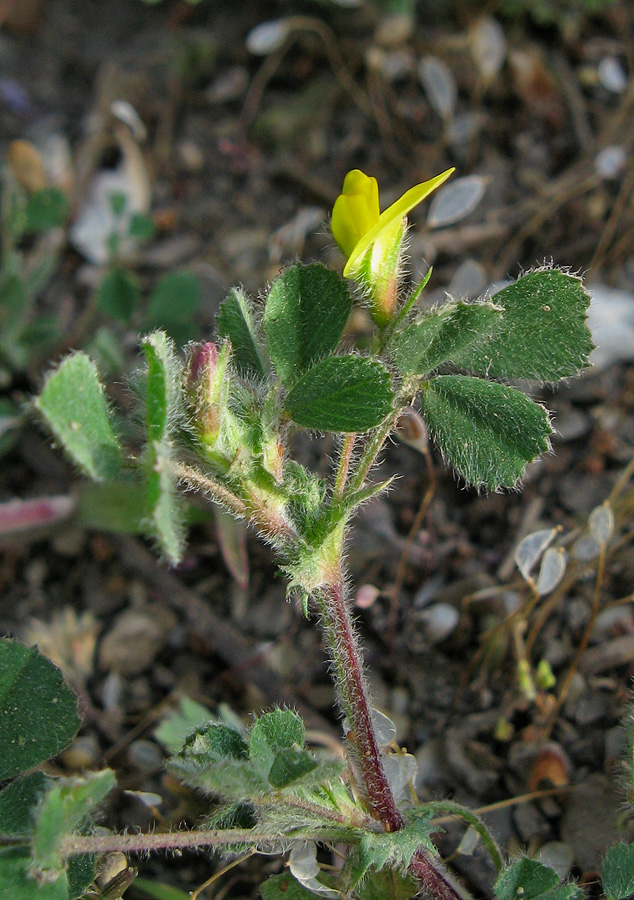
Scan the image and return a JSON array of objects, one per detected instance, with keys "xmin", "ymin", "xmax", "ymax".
[
  {"xmin": 318, "ymin": 571, "xmax": 403, "ymax": 830},
  {"xmin": 317, "ymin": 569, "xmax": 468, "ymax": 900}
]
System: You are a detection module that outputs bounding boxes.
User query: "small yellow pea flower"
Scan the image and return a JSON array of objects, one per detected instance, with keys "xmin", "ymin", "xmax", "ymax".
[{"xmin": 331, "ymin": 167, "xmax": 454, "ymax": 325}]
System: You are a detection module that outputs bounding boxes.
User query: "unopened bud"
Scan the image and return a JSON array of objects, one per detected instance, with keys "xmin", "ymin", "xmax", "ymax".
[{"xmin": 187, "ymin": 341, "xmax": 229, "ymax": 446}]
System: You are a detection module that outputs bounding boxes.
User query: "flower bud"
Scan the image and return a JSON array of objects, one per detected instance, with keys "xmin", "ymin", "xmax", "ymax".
[{"xmin": 187, "ymin": 341, "xmax": 229, "ymax": 447}]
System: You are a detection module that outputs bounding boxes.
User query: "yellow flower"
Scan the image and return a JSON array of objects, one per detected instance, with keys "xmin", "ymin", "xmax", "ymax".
[{"xmin": 332, "ymin": 167, "xmax": 455, "ymax": 279}]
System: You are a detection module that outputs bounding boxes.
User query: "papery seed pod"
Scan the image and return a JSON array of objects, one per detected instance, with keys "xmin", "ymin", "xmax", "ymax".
[
  {"xmin": 6, "ymin": 139, "xmax": 47, "ymax": 192},
  {"xmin": 528, "ymin": 743, "xmax": 569, "ymax": 793},
  {"xmin": 395, "ymin": 406, "xmax": 428, "ymax": 453}
]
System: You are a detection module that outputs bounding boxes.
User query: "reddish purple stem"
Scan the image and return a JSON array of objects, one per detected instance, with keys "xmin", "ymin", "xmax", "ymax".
[{"xmin": 318, "ymin": 573, "xmax": 468, "ymax": 900}]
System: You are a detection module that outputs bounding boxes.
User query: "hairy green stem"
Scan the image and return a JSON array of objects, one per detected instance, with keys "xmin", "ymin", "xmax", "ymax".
[
  {"xmin": 174, "ymin": 462, "xmax": 247, "ymax": 518},
  {"xmin": 334, "ymin": 433, "xmax": 356, "ymax": 501},
  {"xmin": 424, "ymin": 801, "xmax": 504, "ymax": 872},
  {"xmin": 349, "ymin": 410, "xmax": 401, "ymax": 494},
  {"xmin": 56, "ymin": 827, "xmax": 339, "ymax": 859}
]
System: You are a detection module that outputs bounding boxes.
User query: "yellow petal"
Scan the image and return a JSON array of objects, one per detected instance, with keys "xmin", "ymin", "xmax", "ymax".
[
  {"xmin": 343, "ymin": 167, "xmax": 455, "ymax": 278},
  {"xmin": 331, "ymin": 169, "xmax": 380, "ymax": 259}
]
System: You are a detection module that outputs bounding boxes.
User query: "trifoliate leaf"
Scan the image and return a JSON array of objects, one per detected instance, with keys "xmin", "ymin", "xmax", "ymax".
[
  {"xmin": 34, "ymin": 352, "xmax": 122, "ymax": 481},
  {"xmin": 264, "ymin": 264, "xmax": 351, "ymax": 388},
  {"xmin": 0, "ymin": 640, "xmax": 79, "ymax": 781},
  {"xmin": 391, "ymin": 301, "xmax": 502, "ymax": 376},
  {"xmin": 602, "ymin": 843, "xmax": 634, "ymax": 900},
  {"xmin": 420, "ymin": 375, "xmax": 552, "ymax": 490},
  {"xmin": 217, "ymin": 287, "xmax": 268, "ymax": 379},
  {"xmin": 268, "ymin": 748, "xmax": 318, "ymax": 788},
  {"xmin": 32, "ymin": 770, "xmax": 116, "ymax": 873},
  {"xmin": 454, "ymin": 270, "xmax": 593, "ymax": 381},
  {"xmin": 286, "ymin": 356, "xmax": 393, "ymax": 433},
  {"xmin": 494, "ymin": 858, "xmax": 582, "ymax": 900},
  {"xmin": 249, "ymin": 709, "xmax": 305, "ymax": 780}
]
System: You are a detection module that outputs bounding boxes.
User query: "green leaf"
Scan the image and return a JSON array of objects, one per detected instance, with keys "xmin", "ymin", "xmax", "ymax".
[
  {"xmin": 0, "ymin": 772, "xmax": 51, "ymax": 836},
  {"xmin": 0, "ymin": 848, "xmax": 68, "ymax": 900},
  {"xmin": 154, "ymin": 696, "xmax": 216, "ymax": 753},
  {"xmin": 208, "ymin": 800, "xmax": 257, "ymax": 830},
  {"xmin": 109, "ymin": 191, "xmax": 128, "ymax": 217},
  {"xmin": 249, "ymin": 709, "xmax": 305, "ymax": 780},
  {"xmin": 171, "ymin": 721, "xmax": 267, "ymax": 802},
  {"xmin": 143, "ymin": 441, "xmax": 186, "ymax": 566},
  {"xmin": 0, "ymin": 639, "xmax": 79, "ymax": 781},
  {"xmin": 32, "ymin": 770, "xmax": 116, "ymax": 872},
  {"xmin": 602, "ymin": 844, "xmax": 634, "ymax": 900},
  {"xmin": 494, "ymin": 858, "xmax": 582, "ymax": 900},
  {"xmin": 34, "ymin": 352, "xmax": 122, "ymax": 481},
  {"xmin": 0, "ymin": 269, "xmax": 28, "ymax": 337},
  {"xmin": 268, "ymin": 748, "xmax": 317, "ymax": 788},
  {"xmin": 18, "ymin": 315, "xmax": 59, "ymax": 354},
  {"xmin": 169, "ymin": 755, "xmax": 267, "ymax": 802},
  {"xmin": 181, "ymin": 723, "xmax": 249, "ymax": 761},
  {"xmin": 140, "ymin": 332, "xmax": 186, "ymax": 564},
  {"xmin": 128, "ymin": 212, "xmax": 156, "ymax": 240},
  {"xmin": 141, "ymin": 331, "xmax": 181, "ymax": 442},
  {"xmin": 420, "ymin": 375, "xmax": 552, "ymax": 490},
  {"xmin": 144, "ymin": 272, "xmax": 202, "ymax": 344},
  {"xmin": 134, "ymin": 877, "xmax": 191, "ymax": 900},
  {"xmin": 24, "ymin": 188, "xmax": 69, "ymax": 232},
  {"xmin": 84, "ymin": 326, "xmax": 125, "ymax": 376},
  {"xmin": 391, "ymin": 301, "xmax": 503, "ymax": 376},
  {"xmin": 216, "ymin": 287, "xmax": 267, "ymax": 379},
  {"xmin": 0, "ymin": 398, "xmax": 23, "ymax": 458},
  {"xmin": 76, "ymin": 478, "xmax": 146, "ymax": 533},
  {"xmin": 454, "ymin": 270, "xmax": 593, "ymax": 381},
  {"xmin": 354, "ymin": 810, "xmax": 436, "ymax": 886},
  {"xmin": 261, "ymin": 873, "xmax": 319, "ymax": 900},
  {"xmin": 97, "ymin": 268, "xmax": 141, "ymax": 322},
  {"xmin": 357, "ymin": 869, "xmax": 420, "ymax": 900},
  {"xmin": 263, "ymin": 263, "xmax": 352, "ymax": 387},
  {"xmin": 286, "ymin": 356, "xmax": 394, "ymax": 433},
  {"xmin": 67, "ymin": 853, "xmax": 97, "ymax": 900}
]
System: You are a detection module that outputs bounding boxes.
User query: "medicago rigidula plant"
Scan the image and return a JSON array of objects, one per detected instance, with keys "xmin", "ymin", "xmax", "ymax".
[{"xmin": 2, "ymin": 166, "xmax": 593, "ymax": 900}]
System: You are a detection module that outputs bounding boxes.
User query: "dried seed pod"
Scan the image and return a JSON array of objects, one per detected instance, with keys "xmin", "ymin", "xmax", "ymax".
[{"xmin": 528, "ymin": 743, "xmax": 569, "ymax": 793}]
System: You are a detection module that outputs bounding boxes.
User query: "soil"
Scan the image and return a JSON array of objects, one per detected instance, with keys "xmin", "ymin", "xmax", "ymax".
[{"xmin": 2, "ymin": 1, "xmax": 634, "ymax": 898}]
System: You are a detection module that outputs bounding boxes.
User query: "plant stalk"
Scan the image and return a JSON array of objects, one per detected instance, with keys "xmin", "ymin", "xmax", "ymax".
[
  {"xmin": 317, "ymin": 569, "xmax": 470, "ymax": 900},
  {"xmin": 317, "ymin": 570, "xmax": 404, "ymax": 831}
]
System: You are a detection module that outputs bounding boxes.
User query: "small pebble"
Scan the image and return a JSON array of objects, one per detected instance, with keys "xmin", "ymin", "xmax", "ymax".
[
  {"xmin": 595, "ymin": 145, "xmax": 627, "ymax": 180},
  {"xmin": 593, "ymin": 605, "xmax": 634, "ymax": 639},
  {"xmin": 575, "ymin": 691, "xmax": 611, "ymax": 726},
  {"xmin": 143, "ymin": 235, "xmax": 202, "ymax": 268},
  {"xmin": 581, "ymin": 634, "xmax": 634, "ymax": 674},
  {"xmin": 61, "ymin": 735, "xmax": 100, "ymax": 770},
  {"xmin": 536, "ymin": 841, "xmax": 573, "ymax": 880},
  {"xmin": 99, "ymin": 608, "xmax": 174, "ymax": 675},
  {"xmin": 447, "ymin": 259, "xmax": 487, "ymax": 300},
  {"xmin": 205, "ymin": 66, "xmax": 249, "ymax": 103},
  {"xmin": 513, "ymin": 802, "xmax": 550, "ymax": 843},
  {"xmin": 605, "ymin": 725, "xmax": 625, "ymax": 763},
  {"xmin": 128, "ymin": 739, "xmax": 163, "ymax": 773},
  {"xmin": 597, "ymin": 57, "xmax": 628, "ymax": 94},
  {"xmin": 417, "ymin": 602, "xmax": 460, "ymax": 645},
  {"xmin": 563, "ymin": 672, "xmax": 586, "ymax": 715},
  {"xmin": 177, "ymin": 139, "xmax": 205, "ymax": 173},
  {"xmin": 101, "ymin": 671, "xmax": 122, "ymax": 711},
  {"xmin": 415, "ymin": 738, "xmax": 447, "ymax": 789}
]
